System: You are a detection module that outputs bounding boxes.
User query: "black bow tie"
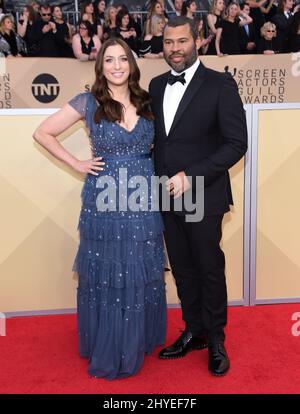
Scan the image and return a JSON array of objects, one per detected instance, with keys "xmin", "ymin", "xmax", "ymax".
[{"xmin": 167, "ymin": 72, "xmax": 186, "ymax": 86}]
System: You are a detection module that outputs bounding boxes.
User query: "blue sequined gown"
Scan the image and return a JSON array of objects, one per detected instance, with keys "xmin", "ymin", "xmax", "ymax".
[{"xmin": 68, "ymin": 92, "xmax": 167, "ymax": 380}]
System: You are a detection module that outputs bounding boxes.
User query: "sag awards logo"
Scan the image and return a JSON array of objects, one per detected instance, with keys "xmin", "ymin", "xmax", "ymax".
[
  {"xmin": 31, "ymin": 73, "xmax": 60, "ymax": 103},
  {"xmin": 223, "ymin": 64, "xmax": 286, "ymax": 103}
]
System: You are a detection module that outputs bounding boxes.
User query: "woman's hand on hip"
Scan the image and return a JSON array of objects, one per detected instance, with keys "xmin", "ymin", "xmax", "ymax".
[{"xmin": 72, "ymin": 157, "xmax": 105, "ymax": 176}]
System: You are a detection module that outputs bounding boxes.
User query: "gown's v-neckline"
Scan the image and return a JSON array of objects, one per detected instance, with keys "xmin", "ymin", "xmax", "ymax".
[{"xmin": 116, "ymin": 116, "xmax": 141, "ymax": 134}]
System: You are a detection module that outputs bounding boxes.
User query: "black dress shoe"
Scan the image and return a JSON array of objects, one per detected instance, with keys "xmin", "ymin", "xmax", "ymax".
[
  {"xmin": 208, "ymin": 342, "xmax": 230, "ymax": 376},
  {"xmin": 159, "ymin": 331, "xmax": 208, "ymax": 359}
]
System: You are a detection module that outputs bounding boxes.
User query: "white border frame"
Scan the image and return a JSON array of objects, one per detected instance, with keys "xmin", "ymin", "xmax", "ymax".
[
  {"xmin": 0, "ymin": 109, "xmax": 59, "ymax": 115},
  {"xmin": 3, "ymin": 104, "xmax": 299, "ymax": 316},
  {"xmin": 250, "ymin": 103, "xmax": 300, "ymax": 305},
  {"xmin": 0, "ymin": 107, "xmax": 251, "ymax": 316}
]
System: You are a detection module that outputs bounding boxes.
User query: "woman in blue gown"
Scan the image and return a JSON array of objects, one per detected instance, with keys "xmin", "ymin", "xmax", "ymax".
[{"xmin": 33, "ymin": 37, "xmax": 167, "ymax": 380}]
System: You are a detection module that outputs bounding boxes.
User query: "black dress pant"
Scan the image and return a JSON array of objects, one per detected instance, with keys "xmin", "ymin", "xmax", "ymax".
[{"xmin": 162, "ymin": 211, "xmax": 227, "ymax": 344}]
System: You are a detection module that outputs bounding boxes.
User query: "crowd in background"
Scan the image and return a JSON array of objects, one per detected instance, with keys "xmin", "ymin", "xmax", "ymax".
[{"xmin": 0, "ymin": 0, "xmax": 299, "ymax": 58}]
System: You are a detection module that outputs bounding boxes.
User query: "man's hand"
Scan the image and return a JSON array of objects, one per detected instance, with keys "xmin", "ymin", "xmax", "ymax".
[
  {"xmin": 42, "ymin": 24, "xmax": 51, "ymax": 33},
  {"xmin": 247, "ymin": 42, "xmax": 256, "ymax": 50},
  {"xmin": 49, "ymin": 21, "xmax": 57, "ymax": 33},
  {"xmin": 121, "ymin": 31, "xmax": 130, "ymax": 39},
  {"xmin": 130, "ymin": 28, "xmax": 137, "ymax": 37},
  {"xmin": 166, "ymin": 171, "xmax": 191, "ymax": 199},
  {"xmin": 294, "ymin": 4, "xmax": 300, "ymax": 13}
]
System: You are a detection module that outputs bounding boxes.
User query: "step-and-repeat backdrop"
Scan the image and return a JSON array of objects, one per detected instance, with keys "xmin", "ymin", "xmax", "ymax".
[
  {"xmin": 0, "ymin": 54, "xmax": 299, "ymax": 314},
  {"xmin": 1, "ymin": 53, "xmax": 300, "ymax": 109}
]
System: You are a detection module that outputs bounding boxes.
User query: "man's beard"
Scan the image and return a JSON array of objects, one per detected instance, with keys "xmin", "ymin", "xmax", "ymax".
[{"xmin": 164, "ymin": 46, "xmax": 198, "ymax": 73}]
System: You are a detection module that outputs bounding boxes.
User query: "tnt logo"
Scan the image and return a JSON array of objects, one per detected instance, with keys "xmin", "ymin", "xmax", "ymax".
[
  {"xmin": 32, "ymin": 73, "xmax": 60, "ymax": 103},
  {"xmin": 0, "ymin": 312, "xmax": 6, "ymax": 336}
]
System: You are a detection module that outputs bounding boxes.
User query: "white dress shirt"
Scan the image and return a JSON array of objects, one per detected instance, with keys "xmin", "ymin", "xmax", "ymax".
[
  {"xmin": 163, "ymin": 58, "xmax": 200, "ymax": 136},
  {"xmin": 284, "ymin": 11, "xmax": 292, "ymax": 19}
]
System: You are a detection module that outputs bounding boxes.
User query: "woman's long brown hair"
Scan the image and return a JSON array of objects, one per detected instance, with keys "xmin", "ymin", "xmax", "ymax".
[{"xmin": 91, "ymin": 37, "xmax": 154, "ymax": 124}]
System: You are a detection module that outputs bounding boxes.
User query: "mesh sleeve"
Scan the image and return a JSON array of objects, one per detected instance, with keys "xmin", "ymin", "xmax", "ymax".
[{"xmin": 68, "ymin": 92, "xmax": 90, "ymax": 119}]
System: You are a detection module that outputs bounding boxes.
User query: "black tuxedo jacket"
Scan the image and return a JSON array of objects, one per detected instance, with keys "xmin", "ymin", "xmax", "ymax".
[
  {"xmin": 239, "ymin": 23, "xmax": 257, "ymax": 53},
  {"xmin": 272, "ymin": 12, "xmax": 293, "ymax": 52},
  {"xmin": 149, "ymin": 62, "xmax": 248, "ymax": 217}
]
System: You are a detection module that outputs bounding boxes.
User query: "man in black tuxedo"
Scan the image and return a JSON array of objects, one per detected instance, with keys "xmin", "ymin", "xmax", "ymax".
[
  {"xmin": 29, "ymin": 4, "xmax": 65, "ymax": 57},
  {"xmin": 272, "ymin": 0, "xmax": 299, "ymax": 52},
  {"xmin": 149, "ymin": 16, "xmax": 248, "ymax": 376},
  {"xmin": 239, "ymin": 3, "xmax": 257, "ymax": 53}
]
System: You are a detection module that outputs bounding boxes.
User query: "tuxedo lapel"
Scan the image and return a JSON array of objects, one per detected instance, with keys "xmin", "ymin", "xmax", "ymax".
[
  {"xmin": 156, "ymin": 73, "xmax": 169, "ymax": 140},
  {"xmin": 243, "ymin": 25, "xmax": 249, "ymax": 38},
  {"xmin": 167, "ymin": 62, "xmax": 206, "ymax": 138}
]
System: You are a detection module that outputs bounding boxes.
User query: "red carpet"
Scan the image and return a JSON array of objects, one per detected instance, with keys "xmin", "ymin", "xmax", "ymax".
[{"xmin": 1, "ymin": 305, "xmax": 300, "ymax": 394}]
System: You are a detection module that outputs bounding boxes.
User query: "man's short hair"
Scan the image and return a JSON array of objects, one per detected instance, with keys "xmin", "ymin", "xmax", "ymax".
[
  {"xmin": 40, "ymin": 4, "xmax": 51, "ymax": 11},
  {"xmin": 240, "ymin": 2, "xmax": 249, "ymax": 10},
  {"xmin": 164, "ymin": 16, "xmax": 198, "ymax": 41}
]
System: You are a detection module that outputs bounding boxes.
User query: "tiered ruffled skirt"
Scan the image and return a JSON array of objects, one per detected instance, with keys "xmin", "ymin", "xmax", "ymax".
[{"xmin": 73, "ymin": 176, "xmax": 167, "ymax": 380}]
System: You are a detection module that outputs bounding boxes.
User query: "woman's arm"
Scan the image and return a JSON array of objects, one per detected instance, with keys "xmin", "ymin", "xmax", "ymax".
[
  {"xmin": 0, "ymin": 36, "xmax": 11, "ymax": 56},
  {"xmin": 93, "ymin": 35, "xmax": 102, "ymax": 52},
  {"xmin": 239, "ymin": 12, "xmax": 253, "ymax": 26},
  {"xmin": 207, "ymin": 14, "xmax": 218, "ymax": 35},
  {"xmin": 139, "ymin": 35, "xmax": 160, "ymax": 58},
  {"xmin": 246, "ymin": 0, "xmax": 266, "ymax": 8},
  {"xmin": 72, "ymin": 34, "xmax": 89, "ymax": 61},
  {"xmin": 97, "ymin": 24, "xmax": 103, "ymax": 40},
  {"xmin": 198, "ymin": 35, "xmax": 213, "ymax": 54},
  {"xmin": 33, "ymin": 104, "xmax": 104, "ymax": 175},
  {"xmin": 88, "ymin": 35, "xmax": 102, "ymax": 60},
  {"xmin": 215, "ymin": 27, "xmax": 223, "ymax": 56},
  {"xmin": 64, "ymin": 22, "xmax": 73, "ymax": 44},
  {"xmin": 129, "ymin": 27, "xmax": 137, "ymax": 38},
  {"xmin": 260, "ymin": 0, "xmax": 274, "ymax": 14},
  {"xmin": 17, "ymin": 18, "xmax": 28, "ymax": 38}
]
